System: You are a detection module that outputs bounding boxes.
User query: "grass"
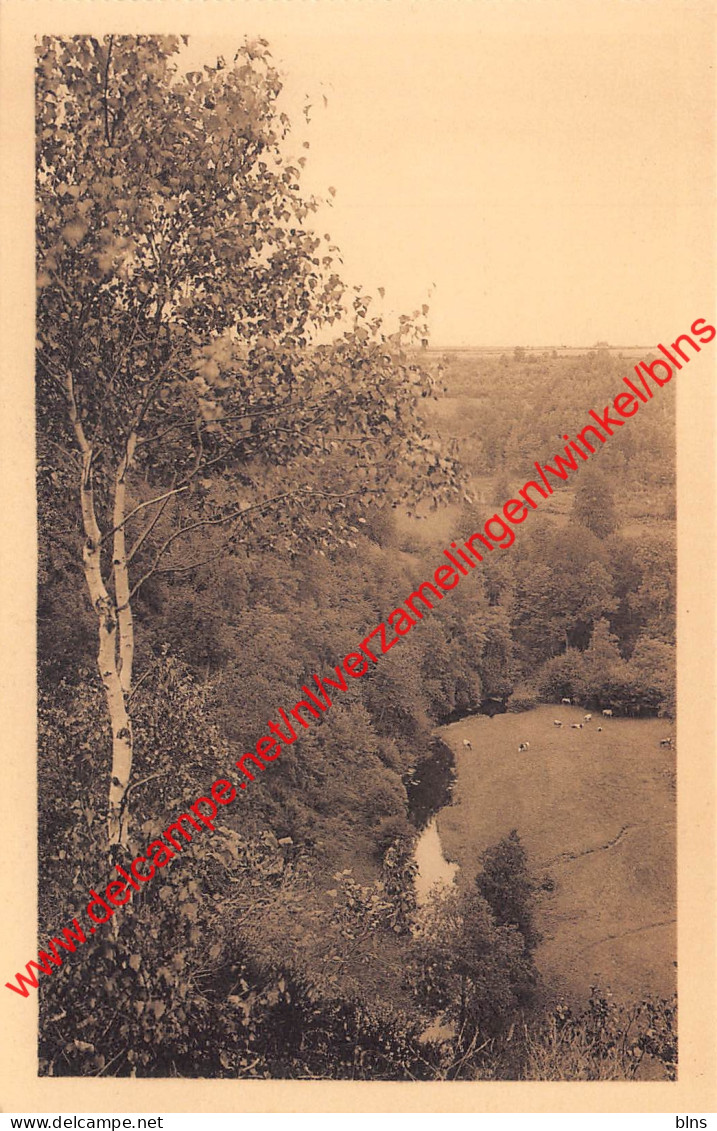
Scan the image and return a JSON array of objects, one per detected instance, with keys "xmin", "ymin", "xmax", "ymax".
[{"xmin": 437, "ymin": 704, "xmax": 676, "ymax": 1007}]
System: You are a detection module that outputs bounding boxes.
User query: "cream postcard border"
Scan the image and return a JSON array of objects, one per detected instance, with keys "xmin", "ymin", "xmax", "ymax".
[{"xmin": 0, "ymin": 0, "xmax": 714, "ymax": 1113}]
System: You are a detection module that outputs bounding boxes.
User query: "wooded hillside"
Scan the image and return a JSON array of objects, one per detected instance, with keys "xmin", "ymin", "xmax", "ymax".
[{"xmin": 35, "ymin": 35, "xmax": 675, "ymax": 1081}]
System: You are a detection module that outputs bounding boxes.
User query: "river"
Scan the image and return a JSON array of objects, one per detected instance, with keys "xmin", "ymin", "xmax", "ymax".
[
  {"xmin": 413, "ymin": 816, "xmax": 459, "ymax": 903},
  {"xmin": 405, "ymin": 737, "xmax": 460, "ymax": 904}
]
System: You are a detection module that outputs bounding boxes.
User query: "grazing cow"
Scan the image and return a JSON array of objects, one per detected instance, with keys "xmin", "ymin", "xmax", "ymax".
[
  {"xmin": 553, "ymin": 720, "xmax": 563, "ymax": 727},
  {"xmin": 463, "ymin": 739, "xmax": 473, "ymax": 750},
  {"xmin": 659, "ymin": 737, "xmax": 673, "ymax": 749},
  {"xmin": 561, "ymin": 697, "xmax": 572, "ymax": 705},
  {"xmin": 597, "ymin": 726, "xmax": 602, "ymax": 732},
  {"xmin": 583, "ymin": 714, "xmax": 592, "ymax": 722},
  {"xmin": 602, "ymin": 709, "xmax": 613, "ymax": 718},
  {"xmin": 570, "ymin": 723, "xmax": 583, "ymax": 729},
  {"xmin": 518, "ymin": 742, "xmax": 530, "ymax": 752}
]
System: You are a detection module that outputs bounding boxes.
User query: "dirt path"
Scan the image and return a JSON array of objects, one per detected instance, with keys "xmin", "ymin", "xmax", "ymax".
[{"xmin": 541, "ymin": 822, "xmax": 637, "ymax": 867}]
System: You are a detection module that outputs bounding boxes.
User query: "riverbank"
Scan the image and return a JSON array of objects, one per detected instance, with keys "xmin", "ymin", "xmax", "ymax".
[{"xmin": 435, "ymin": 704, "xmax": 676, "ymax": 1006}]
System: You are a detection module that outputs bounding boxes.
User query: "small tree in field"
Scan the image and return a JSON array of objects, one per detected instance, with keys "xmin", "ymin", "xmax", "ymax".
[
  {"xmin": 36, "ymin": 35, "xmax": 458, "ymax": 850},
  {"xmin": 475, "ymin": 829, "xmax": 541, "ymax": 951}
]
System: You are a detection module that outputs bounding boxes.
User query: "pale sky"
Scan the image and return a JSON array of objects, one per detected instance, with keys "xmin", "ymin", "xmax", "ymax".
[{"xmin": 182, "ymin": 1, "xmax": 714, "ymax": 347}]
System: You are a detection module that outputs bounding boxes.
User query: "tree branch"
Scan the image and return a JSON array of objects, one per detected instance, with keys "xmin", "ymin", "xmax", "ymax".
[
  {"xmin": 102, "ymin": 37, "xmax": 115, "ymax": 148},
  {"xmin": 131, "ymin": 350, "xmax": 184, "ymax": 437},
  {"xmin": 100, "ymin": 484, "xmax": 188, "ymax": 547},
  {"xmin": 124, "ymin": 769, "xmax": 169, "ymax": 797},
  {"xmin": 133, "ymin": 386, "xmax": 340, "ymax": 475},
  {"xmin": 126, "ymin": 489, "xmax": 301, "ymax": 600},
  {"xmin": 156, "ymin": 546, "xmax": 232, "ymax": 575},
  {"xmin": 126, "ymin": 486, "xmax": 180, "ymax": 564},
  {"xmin": 64, "ymin": 369, "xmax": 92, "ymax": 458},
  {"xmin": 41, "ymin": 436, "xmax": 83, "ymax": 469},
  {"xmin": 126, "ymin": 661, "xmax": 158, "ymax": 704},
  {"xmin": 125, "ymin": 484, "xmax": 366, "ymax": 600},
  {"xmin": 99, "ymin": 387, "xmax": 345, "ymax": 548},
  {"xmin": 113, "ymin": 431, "xmax": 137, "ymax": 695},
  {"xmin": 36, "ymin": 355, "xmax": 70, "ymax": 397}
]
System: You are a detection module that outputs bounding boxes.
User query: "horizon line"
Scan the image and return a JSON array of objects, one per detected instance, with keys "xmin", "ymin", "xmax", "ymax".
[{"xmin": 426, "ymin": 343, "xmax": 657, "ymax": 352}]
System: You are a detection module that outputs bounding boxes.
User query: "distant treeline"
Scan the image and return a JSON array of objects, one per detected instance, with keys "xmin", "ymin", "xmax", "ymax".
[{"xmin": 436, "ymin": 347, "xmax": 675, "ymax": 513}]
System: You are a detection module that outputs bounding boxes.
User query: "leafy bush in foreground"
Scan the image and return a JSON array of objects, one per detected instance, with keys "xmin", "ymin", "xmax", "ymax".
[{"xmin": 519, "ymin": 989, "xmax": 677, "ymax": 1081}]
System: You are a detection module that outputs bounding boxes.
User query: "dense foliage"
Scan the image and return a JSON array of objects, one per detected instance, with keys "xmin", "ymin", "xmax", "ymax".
[
  {"xmin": 440, "ymin": 345, "xmax": 674, "ymax": 506},
  {"xmin": 440, "ymin": 347, "xmax": 676, "ymax": 713},
  {"xmin": 36, "ymin": 33, "xmax": 460, "ymax": 847},
  {"xmin": 37, "ymin": 502, "xmax": 676, "ymax": 1078},
  {"xmin": 35, "ymin": 36, "xmax": 675, "ymax": 1081}
]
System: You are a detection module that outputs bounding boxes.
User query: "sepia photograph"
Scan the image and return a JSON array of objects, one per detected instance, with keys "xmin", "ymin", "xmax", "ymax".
[{"xmin": 1, "ymin": 0, "xmax": 715, "ymax": 1115}]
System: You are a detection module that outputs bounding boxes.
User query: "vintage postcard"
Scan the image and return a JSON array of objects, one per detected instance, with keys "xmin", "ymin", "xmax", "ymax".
[{"xmin": 0, "ymin": 0, "xmax": 714, "ymax": 1115}]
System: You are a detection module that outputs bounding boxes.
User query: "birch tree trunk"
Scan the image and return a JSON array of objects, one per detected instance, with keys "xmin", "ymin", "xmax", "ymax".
[
  {"xmin": 67, "ymin": 374, "xmax": 135, "ymax": 848},
  {"xmin": 80, "ymin": 458, "xmax": 134, "ymax": 847},
  {"xmin": 107, "ymin": 434, "xmax": 137, "ymax": 847}
]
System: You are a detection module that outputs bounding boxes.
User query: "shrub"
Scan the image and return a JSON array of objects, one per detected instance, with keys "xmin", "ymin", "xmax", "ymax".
[
  {"xmin": 520, "ymin": 989, "xmax": 677, "ymax": 1081},
  {"xmin": 408, "ymin": 887, "xmax": 538, "ymax": 1049},
  {"xmin": 506, "ymin": 691, "xmax": 538, "ymax": 713},
  {"xmin": 475, "ymin": 830, "xmax": 541, "ymax": 951},
  {"xmin": 373, "ymin": 814, "xmax": 416, "ymax": 859},
  {"xmin": 536, "ymin": 650, "xmax": 588, "ymax": 704}
]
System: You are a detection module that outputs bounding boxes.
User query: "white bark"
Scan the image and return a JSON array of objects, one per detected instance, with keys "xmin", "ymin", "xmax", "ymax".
[
  {"xmin": 75, "ymin": 451, "xmax": 133, "ymax": 846},
  {"xmin": 114, "ymin": 434, "xmax": 136, "ymax": 696},
  {"xmin": 107, "ymin": 433, "xmax": 137, "ymax": 845},
  {"xmin": 66, "ymin": 372, "xmax": 135, "ymax": 848}
]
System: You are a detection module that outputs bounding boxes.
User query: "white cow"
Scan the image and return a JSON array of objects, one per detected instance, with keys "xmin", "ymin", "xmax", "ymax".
[
  {"xmin": 602, "ymin": 709, "xmax": 613, "ymax": 718},
  {"xmin": 597, "ymin": 726, "xmax": 602, "ymax": 732},
  {"xmin": 463, "ymin": 739, "xmax": 473, "ymax": 750},
  {"xmin": 553, "ymin": 720, "xmax": 563, "ymax": 727},
  {"xmin": 659, "ymin": 737, "xmax": 673, "ymax": 749},
  {"xmin": 571, "ymin": 723, "xmax": 583, "ymax": 729},
  {"xmin": 561, "ymin": 697, "xmax": 572, "ymax": 705},
  {"xmin": 583, "ymin": 714, "xmax": 592, "ymax": 722},
  {"xmin": 518, "ymin": 742, "xmax": 530, "ymax": 752}
]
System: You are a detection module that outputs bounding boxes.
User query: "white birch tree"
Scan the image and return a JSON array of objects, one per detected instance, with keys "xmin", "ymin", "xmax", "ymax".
[{"xmin": 36, "ymin": 35, "xmax": 458, "ymax": 851}]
